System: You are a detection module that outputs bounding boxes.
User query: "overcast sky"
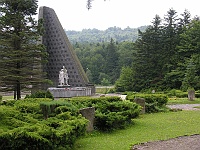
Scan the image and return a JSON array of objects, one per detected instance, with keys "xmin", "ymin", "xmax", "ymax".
[{"xmin": 37, "ymin": 0, "xmax": 200, "ymax": 31}]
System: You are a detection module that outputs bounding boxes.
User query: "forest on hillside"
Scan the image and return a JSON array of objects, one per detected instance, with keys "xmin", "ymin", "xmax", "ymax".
[
  {"xmin": 66, "ymin": 26, "xmax": 147, "ymax": 44},
  {"xmin": 69, "ymin": 8, "xmax": 200, "ymax": 92}
]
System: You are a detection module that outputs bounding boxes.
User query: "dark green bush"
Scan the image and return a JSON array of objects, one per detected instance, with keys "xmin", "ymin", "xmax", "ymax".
[
  {"xmin": 94, "ymin": 101, "xmax": 141, "ymax": 131},
  {"xmin": 0, "ymin": 128, "xmax": 51, "ymax": 150},
  {"xmin": 0, "ymin": 96, "xmax": 142, "ymax": 149},
  {"xmin": 0, "ymin": 98, "xmax": 88, "ymax": 150},
  {"xmin": 25, "ymin": 90, "xmax": 54, "ymax": 100},
  {"xmin": 127, "ymin": 93, "xmax": 168, "ymax": 113},
  {"xmin": 40, "ymin": 97, "xmax": 141, "ymax": 131},
  {"xmin": 195, "ymin": 93, "xmax": 200, "ymax": 98},
  {"xmin": 0, "ymin": 116, "xmax": 88, "ymax": 150},
  {"xmin": 40, "ymin": 101, "xmax": 79, "ymax": 119},
  {"xmin": 0, "ymin": 95, "xmax": 2, "ymax": 101},
  {"xmin": 0, "ymin": 100, "xmax": 16, "ymax": 106},
  {"xmin": 166, "ymin": 89, "xmax": 187, "ymax": 98},
  {"xmin": 15, "ymin": 98, "xmax": 52, "ymax": 114},
  {"xmin": 67, "ymin": 97, "xmax": 141, "ymax": 131},
  {"xmin": 107, "ymin": 88, "xmax": 115, "ymax": 93}
]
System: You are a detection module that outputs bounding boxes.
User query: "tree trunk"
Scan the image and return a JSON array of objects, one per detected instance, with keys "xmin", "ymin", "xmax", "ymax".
[
  {"xmin": 14, "ymin": 89, "xmax": 16, "ymax": 100},
  {"xmin": 16, "ymin": 81, "xmax": 21, "ymax": 100}
]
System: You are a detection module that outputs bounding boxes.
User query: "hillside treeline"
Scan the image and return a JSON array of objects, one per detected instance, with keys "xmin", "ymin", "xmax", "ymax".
[
  {"xmin": 71, "ymin": 8, "xmax": 200, "ymax": 92},
  {"xmin": 66, "ymin": 26, "xmax": 147, "ymax": 44}
]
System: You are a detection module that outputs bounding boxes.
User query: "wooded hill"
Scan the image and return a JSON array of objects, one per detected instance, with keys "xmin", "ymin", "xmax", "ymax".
[
  {"xmin": 68, "ymin": 9, "xmax": 200, "ymax": 93},
  {"xmin": 66, "ymin": 26, "xmax": 147, "ymax": 44}
]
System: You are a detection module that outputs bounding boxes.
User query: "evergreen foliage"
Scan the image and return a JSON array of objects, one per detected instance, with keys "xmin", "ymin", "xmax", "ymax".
[
  {"xmin": 72, "ymin": 8, "xmax": 200, "ymax": 92},
  {"xmin": 25, "ymin": 90, "xmax": 54, "ymax": 100},
  {"xmin": 95, "ymin": 100, "xmax": 141, "ymax": 131},
  {"xmin": 104, "ymin": 38, "xmax": 120, "ymax": 83},
  {"xmin": 40, "ymin": 97, "xmax": 141, "ymax": 131},
  {"xmin": 0, "ymin": 98, "xmax": 88, "ymax": 150},
  {"xmin": 74, "ymin": 41, "xmax": 136, "ymax": 85},
  {"xmin": 115, "ymin": 66, "xmax": 134, "ymax": 92},
  {"xmin": 128, "ymin": 9, "xmax": 199, "ymax": 91},
  {"xmin": 178, "ymin": 20, "xmax": 200, "ymax": 90},
  {"xmin": 0, "ymin": 0, "xmax": 48, "ymax": 100},
  {"xmin": 66, "ymin": 26, "xmax": 147, "ymax": 44},
  {"xmin": 127, "ymin": 93, "xmax": 168, "ymax": 113}
]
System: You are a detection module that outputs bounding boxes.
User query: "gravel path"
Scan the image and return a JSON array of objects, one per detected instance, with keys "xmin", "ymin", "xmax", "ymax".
[
  {"xmin": 132, "ymin": 134, "xmax": 200, "ymax": 150},
  {"xmin": 167, "ymin": 104, "xmax": 200, "ymax": 110}
]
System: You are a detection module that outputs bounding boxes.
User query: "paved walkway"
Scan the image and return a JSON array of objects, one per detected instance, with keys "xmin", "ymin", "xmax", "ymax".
[
  {"xmin": 132, "ymin": 134, "xmax": 200, "ymax": 150},
  {"xmin": 167, "ymin": 104, "xmax": 200, "ymax": 110}
]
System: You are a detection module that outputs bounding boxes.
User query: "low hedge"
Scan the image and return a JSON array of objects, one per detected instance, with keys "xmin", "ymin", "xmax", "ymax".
[
  {"xmin": 195, "ymin": 93, "xmax": 200, "ymax": 98},
  {"xmin": 40, "ymin": 100, "xmax": 79, "ymax": 119},
  {"xmin": 0, "ymin": 96, "xmax": 142, "ymax": 149},
  {"xmin": 166, "ymin": 89, "xmax": 187, "ymax": 98},
  {"xmin": 0, "ymin": 99, "xmax": 88, "ymax": 150},
  {"xmin": 40, "ymin": 97, "xmax": 122, "ymax": 119},
  {"xmin": 0, "ymin": 116, "xmax": 87, "ymax": 150},
  {"xmin": 40, "ymin": 97, "xmax": 141, "ymax": 131},
  {"xmin": 95, "ymin": 100, "xmax": 141, "ymax": 131},
  {"xmin": 166, "ymin": 89, "xmax": 200, "ymax": 98},
  {"xmin": 14, "ymin": 98, "xmax": 52, "ymax": 114},
  {"xmin": 25, "ymin": 90, "xmax": 54, "ymax": 100},
  {"xmin": 127, "ymin": 93, "xmax": 168, "ymax": 113}
]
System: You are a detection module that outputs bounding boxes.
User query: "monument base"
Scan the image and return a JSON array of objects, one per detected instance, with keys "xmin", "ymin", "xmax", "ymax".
[
  {"xmin": 57, "ymin": 85, "xmax": 71, "ymax": 88},
  {"xmin": 48, "ymin": 87, "xmax": 92, "ymax": 98}
]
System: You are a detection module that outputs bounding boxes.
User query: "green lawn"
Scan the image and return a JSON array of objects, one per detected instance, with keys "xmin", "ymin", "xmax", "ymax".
[
  {"xmin": 167, "ymin": 97, "xmax": 200, "ymax": 104},
  {"xmin": 95, "ymin": 86, "xmax": 114, "ymax": 94},
  {"xmin": 2, "ymin": 95, "xmax": 14, "ymax": 100},
  {"xmin": 74, "ymin": 111, "xmax": 200, "ymax": 150}
]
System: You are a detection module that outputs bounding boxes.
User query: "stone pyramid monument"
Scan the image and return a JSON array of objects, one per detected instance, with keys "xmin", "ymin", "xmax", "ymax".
[{"xmin": 38, "ymin": 6, "xmax": 94, "ymax": 94}]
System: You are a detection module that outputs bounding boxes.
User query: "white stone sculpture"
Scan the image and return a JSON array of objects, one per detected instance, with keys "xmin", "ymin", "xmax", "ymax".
[{"xmin": 59, "ymin": 66, "xmax": 69, "ymax": 86}]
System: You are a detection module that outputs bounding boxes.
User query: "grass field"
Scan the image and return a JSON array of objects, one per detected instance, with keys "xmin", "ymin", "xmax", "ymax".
[
  {"xmin": 167, "ymin": 97, "xmax": 200, "ymax": 104},
  {"xmin": 74, "ymin": 111, "xmax": 200, "ymax": 150},
  {"xmin": 2, "ymin": 95, "xmax": 14, "ymax": 100},
  {"xmin": 95, "ymin": 86, "xmax": 114, "ymax": 94}
]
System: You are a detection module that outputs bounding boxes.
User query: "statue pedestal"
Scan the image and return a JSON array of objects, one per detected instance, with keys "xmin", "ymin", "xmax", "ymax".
[
  {"xmin": 57, "ymin": 85, "xmax": 71, "ymax": 88},
  {"xmin": 48, "ymin": 87, "xmax": 92, "ymax": 98}
]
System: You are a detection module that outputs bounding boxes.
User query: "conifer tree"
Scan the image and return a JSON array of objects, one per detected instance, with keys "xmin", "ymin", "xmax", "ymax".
[
  {"xmin": 0, "ymin": 0, "xmax": 47, "ymax": 99},
  {"xmin": 133, "ymin": 15, "xmax": 164, "ymax": 91},
  {"xmin": 105, "ymin": 38, "xmax": 119, "ymax": 84}
]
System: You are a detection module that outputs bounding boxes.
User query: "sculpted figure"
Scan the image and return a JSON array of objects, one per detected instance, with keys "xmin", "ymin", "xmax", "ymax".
[{"xmin": 59, "ymin": 66, "xmax": 69, "ymax": 86}]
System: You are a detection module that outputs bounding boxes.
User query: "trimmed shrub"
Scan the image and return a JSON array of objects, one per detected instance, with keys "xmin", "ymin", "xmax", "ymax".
[
  {"xmin": 94, "ymin": 100, "xmax": 141, "ymax": 131},
  {"xmin": 0, "ymin": 95, "xmax": 2, "ymax": 101},
  {"xmin": 25, "ymin": 90, "xmax": 54, "ymax": 100},
  {"xmin": 0, "ymin": 98, "xmax": 88, "ymax": 150},
  {"xmin": 195, "ymin": 93, "xmax": 200, "ymax": 98},
  {"xmin": 40, "ymin": 97, "xmax": 141, "ymax": 131},
  {"xmin": 40, "ymin": 100, "xmax": 79, "ymax": 119},
  {"xmin": 166, "ymin": 89, "xmax": 187, "ymax": 98},
  {"xmin": 15, "ymin": 98, "xmax": 52, "ymax": 114},
  {"xmin": 127, "ymin": 93, "xmax": 168, "ymax": 113},
  {"xmin": 0, "ymin": 100, "xmax": 16, "ymax": 106},
  {"xmin": 0, "ymin": 116, "xmax": 88, "ymax": 150},
  {"xmin": 0, "ymin": 96, "xmax": 142, "ymax": 149}
]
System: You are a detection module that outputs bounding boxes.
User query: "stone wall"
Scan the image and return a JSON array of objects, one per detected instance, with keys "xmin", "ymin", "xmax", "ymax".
[{"xmin": 48, "ymin": 87, "xmax": 92, "ymax": 98}]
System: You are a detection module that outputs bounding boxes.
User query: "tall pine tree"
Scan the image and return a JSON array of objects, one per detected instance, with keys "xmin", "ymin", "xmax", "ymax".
[
  {"xmin": 105, "ymin": 38, "xmax": 119, "ymax": 84},
  {"xmin": 178, "ymin": 20, "xmax": 200, "ymax": 90},
  {"xmin": 0, "ymin": 0, "xmax": 47, "ymax": 99},
  {"xmin": 133, "ymin": 15, "xmax": 164, "ymax": 91}
]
